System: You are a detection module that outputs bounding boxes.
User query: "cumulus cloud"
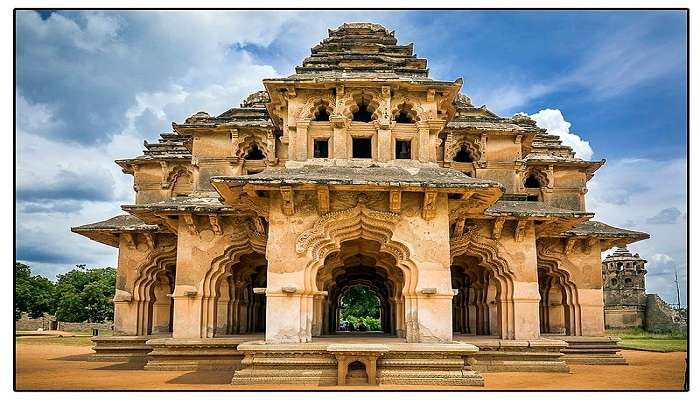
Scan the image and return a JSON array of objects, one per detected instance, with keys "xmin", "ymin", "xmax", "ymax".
[
  {"xmin": 14, "ymin": 10, "xmax": 415, "ymax": 278},
  {"xmin": 588, "ymin": 158, "xmax": 687, "ymax": 305},
  {"xmin": 528, "ymin": 109, "xmax": 594, "ymax": 160}
]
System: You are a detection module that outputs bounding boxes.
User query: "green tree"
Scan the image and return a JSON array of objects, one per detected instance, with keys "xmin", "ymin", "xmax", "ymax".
[
  {"xmin": 15, "ymin": 262, "xmax": 56, "ymax": 319},
  {"xmin": 53, "ymin": 265, "xmax": 116, "ymax": 322},
  {"xmin": 339, "ymin": 285, "xmax": 382, "ymax": 331}
]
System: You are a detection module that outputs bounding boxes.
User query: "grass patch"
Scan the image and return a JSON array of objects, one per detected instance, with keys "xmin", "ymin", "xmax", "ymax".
[
  {"xmin": 606, "ymin": 328, "xmax": 687, "ymax": 352},
  {"xmin": 620, "ymin": 339, "xmax": 687, "ymax": 352}
]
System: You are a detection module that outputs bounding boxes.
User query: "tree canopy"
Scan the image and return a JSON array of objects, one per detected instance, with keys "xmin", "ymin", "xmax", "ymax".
[
  {"xmin": 14, "ymin": 262, "xmax": 116, "ymax": 323},
  {"xmin": 15, "ymin": 262, "xmax": 55, "ymax": 319},
  {"xmin": 339, "ymin": 285, "xmax": 382, "ymax": 331}
]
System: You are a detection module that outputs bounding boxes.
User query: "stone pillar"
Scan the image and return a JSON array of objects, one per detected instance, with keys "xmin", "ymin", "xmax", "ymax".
[
  {"xmin": 264, "ymin": 193, "xmax": 315, "ymax": 343},
  {"xmin": 377, "ymin": 126, "xmax": 392, "ymax": 161},
  {"xmin": 330, "ymin": 116, "xmax": 348, "ymax": 158},
  {"xmin": 394, "ymin": 193, "xmax": 454, "ymax": 342},
  {"xmin": 216, "ymin": 279, "xmax": 231, "ymax": 335},
  {"xmin": 296, "ymin": 119, "xmax": 310, "ymax": 161},
  {"xmin": 151, "ymin": 276, "xmax": 172, "ymax": 334},
  {"xmin": 171, "ymin": 214, "xmax": 246, "ymax": 339},
  {"xmin": 504, "ymin": 234, "xmax": 542, "ymax": 340},
  {"xmin": 416, "ymin": 122, "xmax": 430, "ymax": 162}
]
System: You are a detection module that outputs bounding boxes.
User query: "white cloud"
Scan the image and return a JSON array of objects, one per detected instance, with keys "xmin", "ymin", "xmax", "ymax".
[
  {"xmin": 588, "ymin": 157, "xmax": 687, "ymax": 306},
  {"xmin": 528, "ymin": 108, "xmax": 594, "ymax": 160}
]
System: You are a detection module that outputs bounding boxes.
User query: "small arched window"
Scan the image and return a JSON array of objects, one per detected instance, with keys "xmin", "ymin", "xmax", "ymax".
[
  {"xmin": 624, "ymin": 278, "xmax": 633, "ymax": 286},
  {"xmin": 244, "ymin": 144, "xmax": 265, "ymax": 160},
  {"xmin": 314, "ymin": 105, "xmax": 330, "ymax": 121},
  {"xmin": 453, "ymin": 146, "xmax": 475, "ymax": 163},
  {"xmin": 352, "ymin": 101, "xmax": 373, "ymax": 122},
  {"xmin": 611, "ymin": 278, "xmax": 618, "ymax": 286},
  {"xmin": 524, "ymin": 174, "xmax": 542, "ymax": 188}
]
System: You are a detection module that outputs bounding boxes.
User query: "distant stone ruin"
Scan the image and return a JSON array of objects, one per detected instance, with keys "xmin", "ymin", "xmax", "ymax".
[{"xmin": 602, "ymin": 247, "xmax": 686, "ymax": 332}]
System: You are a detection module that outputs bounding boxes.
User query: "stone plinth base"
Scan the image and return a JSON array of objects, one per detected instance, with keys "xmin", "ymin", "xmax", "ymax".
[
  {"xmin": 378, "ymin": 343, "xmax": 483, "ymax": 386},
  {"xmin": 91, "ymin": 335, "xmax": 160, "ymax": 362},
  {"xmin": 463, "ymin": 337, "xmax": 570, "ymax": 373},
  {"xmin": 231, "ymin": 341, "xmax": 338, "ymax": 386},
  {"xmin": 145, "ymin": 336, "xmax": 259, "ymax": 371},
  {"xmin": 559, "ymin": 336, "xmax": 627, "ymax": 365},
  {"xmin": 231, "ymin": 341, "xmax": 483, "ymax": 387}
]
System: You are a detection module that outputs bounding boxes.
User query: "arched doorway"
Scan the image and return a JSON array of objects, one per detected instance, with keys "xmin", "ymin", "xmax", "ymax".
[
  {"xmin": 209, "ymin": 252, "xmax": 267, "ymax": 336},
  {"xmin": 537, "ymin": 266, "xmax": 579, "ymax": 336},
  {"xmin": 149, "ymin": 265, "xmax": 175, "ymax": 334},
  {"xmin": 451, "ymin": 254, "xmax": 512, "ymax": 338},
  {"xmin": 314, "ymin": 239, "xmax": 405, "ymax": 338}
]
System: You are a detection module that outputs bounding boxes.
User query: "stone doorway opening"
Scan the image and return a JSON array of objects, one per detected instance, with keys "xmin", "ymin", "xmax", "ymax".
[
  {"xmin": 451, "ymin": 256, "xmax": 508, "ymax": 338},
  {"xmin": 538, "ymin": 266, "xmax": 579, "ymax": 336},
  {"xmin": 314, "ymin": 238, "xmax": 405, "ymax": 339},
  {"xmin": 146, "ymin": 265, "xmax": 175, "ymax": 335},
  {"xmin": 336, "ymin": 285, "xmax": 382, "ymax": 333},
  {"xmin": 212, "ymin": 253, "xmax": 268, "ymax": 336}
]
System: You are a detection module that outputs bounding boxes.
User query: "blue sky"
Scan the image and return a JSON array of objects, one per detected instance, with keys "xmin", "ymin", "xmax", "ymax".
[{"xmin": 15, "ymin": 10, "xmax": 687, "ymax": 305}]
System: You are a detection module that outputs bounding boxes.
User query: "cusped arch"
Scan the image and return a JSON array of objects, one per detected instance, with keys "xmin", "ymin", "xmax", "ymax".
[
  {"xmin": 537, "ymin": 239, "xmax": 583, "ymax": 335},
  {"xmin": 197, "ymin": 223, "xmax": 267, "ymax": 337},
  {"xmin": 450, "ymin": 226, "xmax": 519, "ymax": 339},
  {"xmin": 165, "ymin": 166, "xmax": 193, "ymax": 192},
  {"xmin": 445, "ymin": 138, "xmax": 481, "ymax": 163},
  {"xmin": 131, "ymin": 247, "xmax": 177, "ymax": 335},
  {"xmin": 296, "ymin": 95, "xmax": 336, "ymax": 121},
  {"xmin": 340, "ymin": 90, "xmax": 382, "ymax": 122},
  {"xmin": 236, "ymin": 134, "xmax": 271, "ymax": 160},
  {"xmin": 390, "ymin": 100, "xmax": 420, "ymax": 123},
  {"xmin": 296, "ymin": 200, "xmax": 418, "ymax": 297},
  {"xmin": 523, "ymin": 167, "xmax": 549, "ymax": 189}
]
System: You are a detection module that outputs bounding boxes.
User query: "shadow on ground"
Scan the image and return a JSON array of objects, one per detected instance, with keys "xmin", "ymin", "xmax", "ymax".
[
  {"xmin": 167, "ymin": 371, "xmax": 234, "ymax": 385},
  {"xmin": 51, "ymin": 354, "xmax": 93, "ymax": 362},
  {"xmin": 94, "ymin": 361, "xmax": 147, "ymax": 370}
]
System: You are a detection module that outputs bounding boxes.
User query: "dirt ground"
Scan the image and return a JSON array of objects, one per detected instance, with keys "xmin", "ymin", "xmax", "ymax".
[{"xmin": 14, "ymin": 340, "xmax": 687, "ymax": 390}]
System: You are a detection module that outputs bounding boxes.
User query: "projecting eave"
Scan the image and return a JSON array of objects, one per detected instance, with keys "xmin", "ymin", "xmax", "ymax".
[
  {"xmin": 554, "ymin": 220, "xmax": 650, "ymax": 251},
  {"xmin": 450, "ymin": 200, "xmax": 594, "ymax": 237},
  {"xmin": 115, "ymin": 155, "xmax": 192, "ymax": 174},
  {"xmin": 121, "ymin": 193, "xmax": 241, "ymax": 233},
  {"xmin": 212, "ymin": 160, "xmax": 504, "ymax": 214},
  {"xmin": 71, "ymin": 214, "xmax": 162, "ymax": 247}
]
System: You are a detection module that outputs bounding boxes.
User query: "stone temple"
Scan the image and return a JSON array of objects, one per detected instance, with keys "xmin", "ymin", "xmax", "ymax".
[{"xmin": 72, "ymin": 22, "xmax": 651, "ymax": 386}]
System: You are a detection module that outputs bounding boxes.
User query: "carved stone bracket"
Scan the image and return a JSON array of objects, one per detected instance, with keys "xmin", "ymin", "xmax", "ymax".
[
  {"xmin": 564, "ymin": 237, "xmax": 577, "ymax": 255},
  {"xmin": 389, "ymin": 190, "xmax": 402, "ymax": 214},
  {"xmin": 317, "ymin": 186, "xmax": 330, "ymax": 214},
  {"xmin": 582, "ymin": 237, "xmax": 596, "ymax": 255},
  {"xmin": 514, "ymin": 219, "xmax": 529, "ymax": 242},
  {"xmin": 123, "ymin": 232, "xmax": 137, "ymax": 250},
  {"xmin": 143, "ymin": 232, "xmax": 156, "ymax": 249},
  {"xmin": 492, "ymin": 217, "xmax": 506, "ymax": 240},
  {"xmin": 209, "ymin": 214, "xmax": 222, "ymax": 235},
  {"xmin": 183, "ymin": 214, "xmax": 197, "ymax": 235},
  {"xmin": 452, "ymin": 217, "xmax": 466, "ymax": 238},
  {"xmin": 280, "ymin": 186, "xmax": 295, "ymax": 216},
  {"xmin": 422, "ymin": 191, "xmax": 438, "ymax": 220}
]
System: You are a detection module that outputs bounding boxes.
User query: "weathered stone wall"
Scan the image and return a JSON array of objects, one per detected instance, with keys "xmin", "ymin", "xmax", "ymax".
[
  {"xmin": 645, "ymin": 294, "xmax": 686, "ymax": 333},
  {"xmin": 15, "ymin": 313, "xmax": 112, "ymax": 332}
]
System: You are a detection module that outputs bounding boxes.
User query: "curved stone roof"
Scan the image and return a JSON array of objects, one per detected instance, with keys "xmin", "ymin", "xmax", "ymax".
[{"xmin": 294, "ymin": 22, "xmax": 429, "ymax": 78}]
